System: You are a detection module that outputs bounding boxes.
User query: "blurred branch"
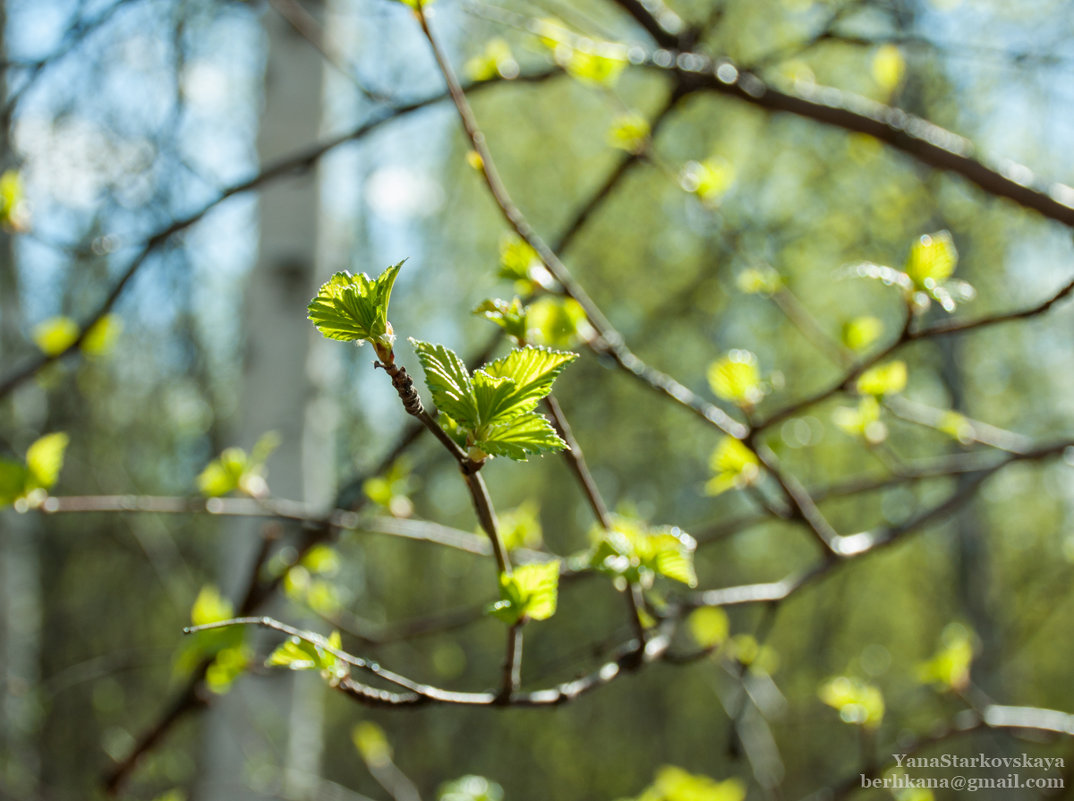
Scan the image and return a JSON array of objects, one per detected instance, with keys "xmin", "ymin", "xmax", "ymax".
[
  {"xmin": 0, "ymin": 68, "xmax": 560, "ymax": 402},
  {"xmin": 602, "ymin": 0, "xmax": 1074, "ymax": 228},
  {"xmin": 414, "ymin": 5, "xmax": 748, "ymax": 440}
]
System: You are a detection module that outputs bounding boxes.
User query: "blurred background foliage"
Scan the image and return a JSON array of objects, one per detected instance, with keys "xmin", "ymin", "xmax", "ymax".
[{"xmin": 2, "ymin": 0, "xmax": 1074, "ymax": 799}]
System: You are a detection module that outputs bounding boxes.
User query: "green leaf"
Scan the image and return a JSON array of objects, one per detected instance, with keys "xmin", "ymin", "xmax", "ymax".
[
  {"xmin": 25, "ymin": 432, "xmax": 69, "ymax": 491},
  {"xmin": 707, "ymin": 350, "xmax": 764, "ymax": 406},
  {"xmin": 497, "ymin": 500, "xmax": 543, "ymax": 551},
  {"xmin": 352, "ymin": 721, "xmax": 392, "ymax": 767},
  {"xmin": 205, "ymin": 644, "xmax": 251, "ymax": 695},
  {"xmin": 736, "ymin": 266, "xmax": 783, "ymax": 295},
  {"xmin": 872, "ymin": 44, "xmax": 905, "ymax": 93},
  {"xmin": 833, "ymin": 396, "xmax": 887, "ymax": 444},
  {"xmin": 705, "ymin": 437, "xmax": 760, "ymax": 496},
  {"xmin": 681, "ymin": 157, "xmax": 735, "ymax": 205},
  {"xmin": 0, "ymin": 460, "xmax": 30, "ymax": 508},
  {"xmin": 905, "ymin": 230, "xmax": 957, "ymax": 288},
  {"xmin": 646, "ymin": 766, "xmax": 746, "ymax": 801},
  {"xmin": 688, "ymin": 607, "xmax": 730, "ymax": 649},
  {"xmin": 917, "ymin": 623, "xmax": 974, "ymax": 691},
  {"xmin": 841, "ymin": 316, "xmax": 883, "ymax": 351},
  {"xmin": 856, "ymin": 360, "xmax": 907, "ymax": 397},
  {"xmin": 464, "ymin": 38, "xmax": 517, "ymax": 82},
  {"xmin": 32, "ymin": 316, "xmax": 79, "ymax": 356},
  {"xmin": 0, "ymin": 169, "xmax": 25, "ymax": 229},
  {"xmin": 498, "ymin": 236, "xmax": 542, "ymax": 283},
  {"xmin": 438, "ymin": 775, "xmax": 504, "ymax": 801},
  {"xmin": 82, "ymin": 314, "xmax": 123, "ymax": 356},
  {"xmin": 526, "ymin": 297, "xmax": 589, "ymax": 348},
  {"xmin": 819, "ymin": 676, "xmax": 885, "ymax": 729},
  {"xmin": 266, "ymin": 630, "xmax": 347, "ymax": 681},
  {"xmin": 590, "ymin": 518, "xmax": 697, "ymax": 589},
  {"xmin": 475, "ymin": 412, "xmax": 566, "ymax": 460},
  {"xmin": 563, "ymin": 47, "xmax": 627, "ymax": 86},
  {"xmin": 410, "ymin": 339, "xmax": 478, "ymax": 427},
  {"xmin": 190, "ymin": 585, "xmax": 234, "ymax": 627},
  {"xmin": 480, "ymin": 346, "xmax": 578, "ymax": 421},
  {"xmin": 197, "ymin": 447, "xmax": 248, "ymax": 497},
  {"xmin": 473, "ymin": 297, "xmax": 529, "ymax": 344},
  {"xmin": 307, "ymin": 261, "xmax": 403, "ymax": 350},
  {"xmin": 607, "ymin": 112, "xmax": 650, "ymax": 154},
  {"xmin": 489, "ymin": 561, "xmax": 560, "ymax": 624}
]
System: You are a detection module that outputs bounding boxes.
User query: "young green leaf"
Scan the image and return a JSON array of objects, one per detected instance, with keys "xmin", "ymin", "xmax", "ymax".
[
  {"xmin": 688, "ymin": 607, "xmax": 730, "ymax": 649},
  {"xmin": 917, "ymin": 623, "xmax": 974, "ymax": 691},
  {"xmin": 473, "ymin": 297, "xmax": 528, "ymax": 344},
  {"xmin": 266, "ymin": 630, "xmax": 348, "ymax": 682},
  {"xmin": 681, "ymin": 156, "xmax": 735, "ymax": 205},
  {"xmin": 307, "ymin": 261, "xmax": 403, "ymax": 352},
  {"xmin": 833, "ymin": 396, "xmax": 887, "ymax": 444},
  {"xmin": 464, "ymin": 38, "xmax": 517, "ymax": 82},
  {"xmin": 409, "ymin": 339, "xmax": 478, "ymax": 427},
  {"xmin": 607, "ymin": 112, "xmax": 650, "ymax": 154},
  {"xmin": 905, "ymin": 231, "xmax": 957, "ymax": 288},
  {"xmin": 590, "ymin": 517, "xmax": 698, "ymax": 589},
  {"xmin": 32, "ymin": 316, "xmax": 79, "ymax": 356},
  {"xmin": 841, "ymin": 316, "xmax": 883, "ymax": 351},
  {"xmin": 25, "ymin": 432, "xmax": 69, "ymax": 491},
  {"xmin": 705, "ymin": 436, "xmax": 760, "ymax": 496},
  {"xmin": 488, "ymin": 561, "xmax": 560, "ymax": 625},
  {"xmin": 639, "ymin": 766, "xmax": 746, "ymax": 801},
  {"xmin": 708, "ymin": 350, "xmax": 764, "ymax": 406},
  {"xmin": 855, "ymin": 360, "xmax": 907, "ymax": 397},
  {"xmin": 479, "ymin": 346, "xmax": 578, "ymax": 422},
  {"xmin": 474, "ymin": 413, "xmax": 567, "ymax": 461},
  {"xmin": 819, "ymin": 676, "xmax": 885, "ymax": 729}
]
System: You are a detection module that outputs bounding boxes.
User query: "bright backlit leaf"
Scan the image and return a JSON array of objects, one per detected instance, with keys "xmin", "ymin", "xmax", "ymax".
[
  {"xmin": 856, "ymin": 361, "xmax": 907, "ymax": 397},
  {"xmin": 26, "ymin": 432, "xmax": 69, "ymax": 491},
  {"xmin": 439, "ymin": 775, "xmax": 504, "ymax": 801},
  {"xmin": 708, "ymin": 350, "xmax": 765, "ymax": 406},
  {"xmin": 307, "ymin": 261, "xmax": 403, "ymax": 354},
  {"xmin": 197, "ymin": 432, "xmax": 278, "ymax": 497},
  {"xmin": 410, "ymin": 339, "xmax": 478, "ymax": 426},
  {"xmin": 607, "ymin": 112, "xmax": 650, "ymax": 154},
  {"xmin": 841, "ymin": 316, "xmax": 883, "ymax": 351},
  {"xmin": 474, "ymin": 413, "xmax": 567, "ymax": 461},
  {"xmin": 833, "ymin": 396, "xmax": 887, "ymax": 444},
  {"xmin": 266, "ymin": 630, "xmax": 348, "ymax": 682},
  {"xmin": 527, "ymin": 297, "xmax": 590, "ymax": 348},
  {"xmin": 32, "ymin": 316, "xmax": 79, "ymax": 356},
  {"xmin": 590, "ymin": 517, "xmax": 697, "ymax": 589},
  {"xmin": 819, "ymin": 676, "xmax": 885, "ymax": 729},
  {"xmin": 736, "ymin": 266, "xmax": 783, "ymax": 295},
  {"xmin": 681, "ymin": 156, "xmax": 735, "ymax": 205},
  {"xmin": 473, "ymin": 297, "xmax": 529, "ymax": 344},
  {"xmin": 634, "ymin": 766, "xmax": 746, "ymax": 801},
  {"xmin": 497, "ymin": 500, "xmax": 543, "ymax": 551},
  {"xmin": 352, "ymin": 721, "xmax": 392, "ymax": 767},
  {"xmin": 688, "ymin": 607, "xmax": 730, "ymax": 649},
  {"xmin": 488, "ymin": 560, "xmax": 560, "ymax": 625},
  {"xmin": 872, "ymin": 44, "xmax": 906, "ymax": 93},
  {"xmin": 705, "ymin": 436, "xmax": 760, "ymax": 495},
  {"xmin": 81, "ymin": 314, "xmax": 123, "ymax": 356},
  {"xmin": 410, "ymin": 341, "xmax": 576, "ymax": 461},
  {"xmin": 465, "ymin": 38, "xmax": 518, "ymax": 82},
  {"xmin": 905, "ymin": 231, "xmax": 957, "ymax": 288},
  {"xmin": 917, "ymin": 623, "xmax": 974, "ymax": 691}
]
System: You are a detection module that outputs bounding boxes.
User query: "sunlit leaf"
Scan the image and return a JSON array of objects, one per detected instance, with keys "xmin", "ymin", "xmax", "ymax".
[
  {"xmin": 439, "ymin": 775, "xmax": 504, "ymax": 801},
  {"xmin": 410, "ymin": 339, "xmax": 478, "ymax": 427},
  {"xmin": 25, "ymin": 432, "xmax": 69, "ymax": 491},
  {"xmin": 688, "ymin": 607, "xmax": 730, "ymax": 649},
  {"xmin": 646, "ymin": 765, "xmax": 746, "ymax": 801},
  {"xmin": 352, "ymin": 721, "xmax": 392, "ymax": 767},
  {"xmin": 736, "ymin": 266, "xmax": 783, "ymax": 295},
  {"xmin": 708, "ymin": 350, "xmax": 764, "ymax": 406},
  {"xmin": 32, "ymin": 316, "xmax": 79, "ymax": 356},
  {"xmin": 480, "ymin": 346, "xmax": 578, "ymax": 421},
  {"xmin": 872, "ymin": 44, "xmax": 905, "ymax": 93},
  {"xmin": 681, "ymin": 156, "xmax": 735, "ymax": 205},
  {"xmin": 488, "ymin": 561, "xmax": 560, "ymax": 624},
  {"xmin": 473, "ymin": 297, "xmax": 528, "ymax": 344},
  {"xmin": 465, "ymin": 38, "xmax": 518, "ymax": 82},
  {"xmin": 705, "ymin": 436, "xmax": 760, "ymax": 496},
  {"xmin": 590, "ymin": 517, "xmax": 697, "ymax": 589},
  {"xmin": 266, "ymin": 630, "xmax": 347, "ymax": 682},
  {"xmin": 905, "ymin": 231, "xmax": 957, "ymax": 288},
  {"xmin": 856, "ymin": 361, "xmax": 907, "ymax": 397},
  {"xmin": 841, "ymin": 316, "xmax": 883, "ymax": 351},
  {"xmin": 819, "ymin": 675, "xmax": 885, "ymax": 729},
  {"xmin": 607, "ymin": 112, "xmax": 650, "ymax": 154},
  {"xmin": 307, "ymin": 261, "xmax": 403, "ymax": 352},
  {"xmin": 497, "ymin": 499, "xmax": 543, "ymax": 551},
  {"xmin": 917, "ymin": 623, "xmax": 974, "ymax": 691},
  {"xmin": 190, "ymin": 585, "xmax": 233, "ymax": 627},
  {"xmin": 82, "ymin": 314, "xmax": 123, "ymax": 356},
  {"xmin": 833, "ymin": 396, "xmax": 886, "ymax": 443},
  {"xmin": 475, "ymin": 412, "xmax": 566, "ymax": 461}
]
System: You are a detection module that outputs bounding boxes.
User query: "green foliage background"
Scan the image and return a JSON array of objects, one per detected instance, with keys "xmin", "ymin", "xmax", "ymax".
[{"xmin": 2, "ymin": 0, "xmax": 1074, "ymax": 800}]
